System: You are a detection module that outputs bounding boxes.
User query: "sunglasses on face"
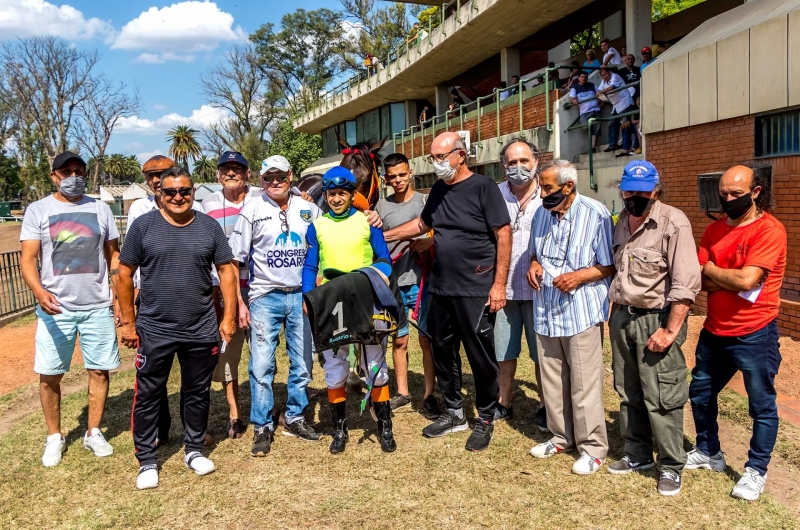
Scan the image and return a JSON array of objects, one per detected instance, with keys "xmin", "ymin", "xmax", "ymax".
[
  {"xmin": 263, "ymin": 172, "xmax": 290, "ymax": 183},
  {"xmin": 161, "ymin": 187, "xmax": 193, "ymax": 198}
]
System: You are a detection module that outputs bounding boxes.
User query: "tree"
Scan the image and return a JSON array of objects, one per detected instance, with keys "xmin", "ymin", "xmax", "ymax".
[
  {"xmin": 250, "ymin": 8, "xmax": 346, "ymax": 114},
  {"xmin": 0, "ymin": 150, "xmax": 22, "ymax": 201},
  {"xmin": 193, "ymin": 156, "xmax": 217, "ymax": 183},
  {"xmin": 652, "ymin": 0, "xmax": 706, "ymax": 22},
  {"xmin": 267, "ymin": 116, "xmax": 322, "ymax": 176},
  {"xmin": 167, "ymin": 126, "xmax": 202, "ymax": 170},
  {"xmin": 103, "ymin": 154, "xmax": 141, "ymax": 184},
  {"xmin": 571, "ymin": 23, "xmax": 601, "ymax": 57},
  {"xmin": 75, "ymin": 75, "xmax": 141, "ymax": 192},
  {"xmin": 14, "ymin": 119, "xmax": 52, "ymax": 201},
  {"xmin": 338, "ymin": 1, "xmax": 417, "ymax": 72},
  {"xmin": 0, "ymin": 36, "xmax": 99, "ymax": 164}
]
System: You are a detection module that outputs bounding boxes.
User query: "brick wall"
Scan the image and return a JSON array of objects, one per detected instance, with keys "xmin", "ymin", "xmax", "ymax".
[{"xmin": 647, "ymin": 115, "xmax": 800, "ymax": 339}]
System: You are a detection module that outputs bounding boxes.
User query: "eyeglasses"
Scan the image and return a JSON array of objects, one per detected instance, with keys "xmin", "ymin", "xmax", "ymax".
[
  {"xmin": 161, "ymin": 187, "xmax": 193, "ymax": 198},
  {"xmin": 263, "ymin": 172, "xmax": 290, "ymax": 183},
  {"xmin": 426, "ymin": 148, "xmax": 460, "ymax": 164},
  {"xmin": 279, "ymin": 210, "xmax": 289, "ymax": 235}
]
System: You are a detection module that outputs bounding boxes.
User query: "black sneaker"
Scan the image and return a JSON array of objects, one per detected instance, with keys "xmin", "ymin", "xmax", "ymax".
[
  {"xmin": 422, "ymin": 411, "xmax": 469, "ymax": 438},
  {"xmin": 465, "ymin": 419, "xmax": 494, "ymax": 452},
  {"xmin": 603, "ymin": 146, "xmax": 616, "ymax": 153},
  {"xmin": 282, "ymin": 419, "xmax": 321, "ymax": 441},
  {"xmin": 607, "ymin": 455, "xmax": 656, "ymax": 475},
  {"xmin": 251, "ymin": 426, "xmax": 273, "ymax": 457},
  {"xmin": 657, "ymin": 470, "xmax": 682, "ymax": 496},
  {"xmin": 493, "ymin": 404, "xmax": 514, "ymax": 421},
  {"xmin": 422, "ymin": 395, "xmax": 442, "ymax": 420},
  {"xmin": 389, "ymin": 393, "xmax": 412, "ymax": 411},
  {"xmin": 535, "ymin": 407, "xmax": 550, "ymax": 433}
]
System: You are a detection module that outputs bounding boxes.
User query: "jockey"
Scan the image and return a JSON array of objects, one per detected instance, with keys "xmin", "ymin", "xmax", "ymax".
[{"xmin": 302, "ymin": 166, "xmax": 396, "ymax": 454}]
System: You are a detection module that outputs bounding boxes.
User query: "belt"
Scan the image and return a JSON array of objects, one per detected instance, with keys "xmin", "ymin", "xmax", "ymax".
[{"xmin": 617, "ymin": 304, "xmax": 670, "ymax": 316}]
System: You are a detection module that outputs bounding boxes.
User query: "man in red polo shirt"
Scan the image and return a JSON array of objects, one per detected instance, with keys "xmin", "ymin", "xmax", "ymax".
[{"xmin": 689, "ymin": 165, "xmax": 786, "ymax": 502}]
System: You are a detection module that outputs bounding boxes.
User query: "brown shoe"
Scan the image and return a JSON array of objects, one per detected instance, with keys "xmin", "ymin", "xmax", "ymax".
[{"xmin": 227, "ymin": 419, "xmax": 244, "ymax": 439}]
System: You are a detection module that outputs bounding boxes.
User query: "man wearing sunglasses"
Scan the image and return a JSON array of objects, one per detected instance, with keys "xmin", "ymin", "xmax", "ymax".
[
  {"xmin": 202, "ymin": 151, "xmax": 262, "ymax": 440},
  {"xmin": 117, "ymin": 166, "xmax": 237, "ymax": 490},
  {"xmin": 227, "ymin": 155, "xmax": 323, "ymax": 457}
]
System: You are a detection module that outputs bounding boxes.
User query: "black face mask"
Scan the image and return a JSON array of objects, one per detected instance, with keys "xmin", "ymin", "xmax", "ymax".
[
  {"xmin": 720, "ymin": 193, "xmax": 753, "ymax": 220},
  {"xmin": 542, "ymin": 187, "xmax": 567, "ymax": 210},
  {"xmin": 623, "ymin": 195, "xmax": 652, "ymax": 217}
]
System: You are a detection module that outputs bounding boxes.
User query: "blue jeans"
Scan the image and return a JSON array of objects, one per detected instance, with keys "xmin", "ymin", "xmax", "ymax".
[
  {"xmin": 690, "ymin": 320, "xmax": 781, "ymax": 475},
  {"xmin": 248, "ymin": 289, "xmax": 312, "ymax": 429},
  {"xmin": 398, "ymin": 284, "xmax": 423, "ymax": 338},
  {"xmin": 607, "ymin": 104, "xmax": 637, "ymax": 151}
]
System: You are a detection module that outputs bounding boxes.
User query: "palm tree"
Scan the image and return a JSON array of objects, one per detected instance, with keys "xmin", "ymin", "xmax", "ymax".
[
  {"xmin": 123, "ymin": 156, "xmax": 142, "ymax": 183},
  {"xmin": 193, "ymin": 155, "xmax": 217, "ymax": 183},
  {"xmin": 167, "ymin": 125, "xmax": 202, "ymax": 170},
  {"xmin": 104, "ymin": 153, "xmax": 126, "ymax": 184}
]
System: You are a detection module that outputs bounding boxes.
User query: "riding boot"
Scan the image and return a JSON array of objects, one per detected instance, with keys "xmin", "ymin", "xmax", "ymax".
[
  {"xmin": 329, "ymin": 402, "xmax": 349, "ymax": 455},
  {"xmin": 373, "ymin": 401, "xmax": 396, "ymax": 453}
]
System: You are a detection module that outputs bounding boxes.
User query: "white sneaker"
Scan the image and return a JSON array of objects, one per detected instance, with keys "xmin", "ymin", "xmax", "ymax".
[
  {"xmin": 686, "ymin": 447, "xmax": 726, "ymax": 472},
  {"xmin": 184, "ymin": 451, "xmax": 215, "ymax": 476},
  {"xmin": 572, "ymin": 452, "xmax": 604, "ymax": 475},
  {"xmin": 731, "ymin": 467, "xmax": 767, "ymax": 501},
  {"xmin": 42, "ymin": 433, "xmax": 65, "ymax": 467},
  {"xmin": 83, "ymin": 428, "xmax": 114, "ymax": 457},
  {"xmin": 529, "ymin": 439, "xmax": 565, "ymax": 459},
  {"xmin": 136, "ymin": 465, "xmax": 159, "ymax": 490}
]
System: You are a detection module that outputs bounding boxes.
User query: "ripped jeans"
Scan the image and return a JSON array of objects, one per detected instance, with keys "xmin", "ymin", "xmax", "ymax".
[{"xmin": 248, "ymin": 289, "xmax": 312, "ymax": 430}]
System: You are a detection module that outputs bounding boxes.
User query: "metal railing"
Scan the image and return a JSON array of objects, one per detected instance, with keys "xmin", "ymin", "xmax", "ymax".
[
  {"xmin": 114, "ymin": 216, "xmax": 128, "ymax": 247},
  {"xmin": 0, "ymin": 251, "xmax": 36, "ymax": 318}
]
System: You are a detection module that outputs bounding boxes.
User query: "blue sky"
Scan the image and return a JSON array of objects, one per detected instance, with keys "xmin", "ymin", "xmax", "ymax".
[{"xmin": 0, "ymin": 0, "xmax": 341, "ymax": 162}]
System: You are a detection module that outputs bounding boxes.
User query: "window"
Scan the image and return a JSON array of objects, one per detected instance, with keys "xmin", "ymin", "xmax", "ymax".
[
  {"xmin": 471, "ymin": 162, "xmax": 504, "ymax": 183},
  {"xmin": 756, "ymin": 110, "xmax": 800, "ymax": 157},
  {"xmin": 415, "ymin": 173, "xmax": 437, "ymax": 190}
]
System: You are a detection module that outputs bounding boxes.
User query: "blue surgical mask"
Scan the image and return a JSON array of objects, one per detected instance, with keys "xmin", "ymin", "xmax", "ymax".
[{"xmin": 60, "ymin": 176, "xmax": 86, "ymax": 198}]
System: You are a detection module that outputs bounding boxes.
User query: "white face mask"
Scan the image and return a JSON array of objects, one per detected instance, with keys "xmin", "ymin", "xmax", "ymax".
[{"xmin": 433, "ymin": 160, "xmax": 457, "ymax": 181}]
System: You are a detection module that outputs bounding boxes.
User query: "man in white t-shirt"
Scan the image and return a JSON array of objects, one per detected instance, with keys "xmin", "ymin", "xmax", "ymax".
[
  {"xmin": 228, "ymin": 155, "xmax": 322, "ymax": 457},
  {"xmin": 20, "ymin": 151, "xmax": 121, "ymax": 467},
  {"xmin": 600, "ymin": 39, "xmax": 622, "ymax": 67},
  {"xmin": 202, "ymin": 150, "xmax": 262, "ymax": 439},
  {"xmin": 597, "ymin": 67, "xmax": 637, "ymax": 157},
  {"xmin": 493, "ymin": 138, "xmax": 547, "ymax": 431}
]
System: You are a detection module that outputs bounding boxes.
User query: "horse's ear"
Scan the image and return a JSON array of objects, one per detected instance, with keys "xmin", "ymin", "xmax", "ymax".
[
  {"xmin": 336, "ymin": 128, "xmax": 349, "ymax": 149},
  {"xmin": 370, "ymin": 137, "xmax": 387, "ymax": 154}
]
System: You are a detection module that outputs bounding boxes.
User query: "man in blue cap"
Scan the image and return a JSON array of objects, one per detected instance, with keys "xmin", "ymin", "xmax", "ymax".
[{"xmin": 606, "ymin": 161, "xmax": 701, "ymax": 497}]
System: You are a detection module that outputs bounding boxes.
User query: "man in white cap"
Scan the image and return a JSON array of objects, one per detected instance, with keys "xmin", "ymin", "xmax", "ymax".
[{"xmin": 202, "ymin": 151, "xmax": 262, "ymax": 438}]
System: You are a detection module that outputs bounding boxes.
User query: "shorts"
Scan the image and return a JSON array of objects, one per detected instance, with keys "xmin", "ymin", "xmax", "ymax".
[
  {"xmin": 212, "ymin": 326, "xmax": 247, "ymax": 383},
  {"xmin": 397, "ymin": 283, "xmax": 428, "ymax": 338},
  {"xmin": 34, "ymin": 305, "xmax": 120, "ymax": 375},
  {"xmin": 493, "ymin": 300, "xmax": 539, "ymax": 363},
  {"xmin": 580, "ymin": 111, "xmax": 601, "ymax": 136}
]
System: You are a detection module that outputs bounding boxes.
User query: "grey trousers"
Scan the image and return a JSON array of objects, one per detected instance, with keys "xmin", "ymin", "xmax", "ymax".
[{"xmin": 609, "ymin": 306, "xmax": 689, "ymax": 473}]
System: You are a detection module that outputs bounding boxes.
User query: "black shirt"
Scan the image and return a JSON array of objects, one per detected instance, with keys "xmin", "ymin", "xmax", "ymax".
[
  {"xmin": 120, "ymin": 210, "xmax": 234, "ymax": 342},
  {"xmin": 621, "ymin": 66, "xmax": 641, "ymax": 101},
  {"xmin": 421, "ymin": 173, "xmax": 510, "ymax": 297}
]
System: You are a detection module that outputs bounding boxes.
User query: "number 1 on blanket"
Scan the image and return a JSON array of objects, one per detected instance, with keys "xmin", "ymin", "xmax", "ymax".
[{"xmin": 332, "ymin": 301, "xmax": 346, "ymax": 335}]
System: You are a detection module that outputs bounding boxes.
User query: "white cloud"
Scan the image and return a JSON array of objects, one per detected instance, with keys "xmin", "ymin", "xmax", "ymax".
[
  {"xmin": 0, "ymin": 0, "xmax": 114, "ymax": 42},
  {"xmin": 152, "ymin": 104, "xmax": 168, "ymax": 111},
  {"xmin": 111, "ymin": 1, "xmax": 246, "ymax": 62},
  {"xmin": 136, "ymin": 150, "xmax": 164, "ymax": 164},
  {"xmin": 117, "ymin": 104, "xmax": 229, "ymax": 136}
]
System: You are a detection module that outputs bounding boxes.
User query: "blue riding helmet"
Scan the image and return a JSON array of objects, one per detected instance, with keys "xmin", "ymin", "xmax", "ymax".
[{"xmin": 322, "ymin": 166, "xmax": 357, "ymax": 192}]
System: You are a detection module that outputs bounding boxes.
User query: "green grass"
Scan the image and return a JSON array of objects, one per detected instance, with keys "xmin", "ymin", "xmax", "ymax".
[{"xmin": 0, "ymin": 333, "xmax": 796, "ymax": 529}]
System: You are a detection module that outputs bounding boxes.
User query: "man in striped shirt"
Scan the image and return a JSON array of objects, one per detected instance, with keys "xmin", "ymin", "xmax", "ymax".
[{"xmin": 527, "ymin": 160, "xmax": 614, "ymax": 476}]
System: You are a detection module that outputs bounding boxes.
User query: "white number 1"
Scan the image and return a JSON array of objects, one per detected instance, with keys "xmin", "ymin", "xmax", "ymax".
[{"xmin": 332, "ymin": 301, "xmax": 347, "ymax": 335}]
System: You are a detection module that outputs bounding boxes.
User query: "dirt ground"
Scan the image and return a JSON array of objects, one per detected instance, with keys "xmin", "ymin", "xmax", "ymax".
[{"xmin": 0, "ymin": 223, "xmax": 21, "ymax": 253}]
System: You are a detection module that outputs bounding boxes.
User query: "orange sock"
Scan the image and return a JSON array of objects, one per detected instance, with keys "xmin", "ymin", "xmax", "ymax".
[
  {"xmin": 327, "ymin": 387, "xmax": 346, "ymax": 404},
  {"xmin": 371, "ymin": 385, "xmax": 390, "ymax": 403}
]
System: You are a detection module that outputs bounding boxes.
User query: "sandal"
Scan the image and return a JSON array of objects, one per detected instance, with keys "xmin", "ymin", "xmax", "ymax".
[{"xmin": 227, "ymin": 419, "xmax": 244, "ymax": 439}]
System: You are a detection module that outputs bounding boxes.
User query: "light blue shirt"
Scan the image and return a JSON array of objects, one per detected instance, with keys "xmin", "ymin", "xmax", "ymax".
[{"xmin": 529, "ymin": 192, "xmax": 614, "ymax": 337}]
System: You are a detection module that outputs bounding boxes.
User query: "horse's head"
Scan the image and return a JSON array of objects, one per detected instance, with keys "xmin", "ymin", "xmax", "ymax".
[
  {"xmin": 295, "ymin": 173, "xmax": 327, "ymax": 212},
  {"xmin": 338, "ymin": 133, "xmax": 386, "ymax": 211}
]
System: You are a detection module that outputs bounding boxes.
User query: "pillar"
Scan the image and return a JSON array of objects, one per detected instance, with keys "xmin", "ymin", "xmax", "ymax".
[
  {"xmin": 500, "ymin": 47, "xmax": 520, "ymax": 84},
  {"xmin": 435, "ymin": 85, "xmax": 450, "ymax": 116},
  {"xmin": 404, "ymin": 100, "xmax": 418, "ymax": 129},
  {"xmin": 626, "ymin": 0, "xmax": 652, "ymax": 64},
  {"xmin": 601, "ymin": 11, "xmax": 624, "ymax": 42}
]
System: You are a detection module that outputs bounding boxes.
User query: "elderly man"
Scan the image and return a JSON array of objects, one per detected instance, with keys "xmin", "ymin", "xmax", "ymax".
[
  {"xmin": 202, "ymin": 151, "xmax": 262, "ymax": 439},
  {"xmin": 228, "ymin": 156, "xmax": 322, "ymax": 457},
  {"xmin": 597, "ymin": 67, "xmax": 636, "ymax": 157},
  {"xmin": 20, "ymin": 151, "xmax": 121, "ymax": 467},
  {"xmin": 607, "ymin": 161, "xmax": 700, "ymax": 497},
  {"xmin": 385, "ymin": 131, "xmax": 511, "ymax": 452},
  {"xmin": 689, "ymin": 166, "xmax": 786, "ymax": 501},
  {"xmin": 118, "ymin": 166, "xmax": 237, "ymax": 490},
  {"xmin": 493, "ymin": 138, "xmax": 545, "ymax": 428},
  {"xmin": 526, "ymin": 160, "xmax": 614, "ymax": 475}
]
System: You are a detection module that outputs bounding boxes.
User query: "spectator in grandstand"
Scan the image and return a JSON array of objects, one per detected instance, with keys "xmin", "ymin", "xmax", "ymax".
[
  {"xmin": 584, "ymin": 49, "xmax": 601, "ymax": 69},
  {"xmin": 202, "ymin": 151, "xmax": 262, "ymax": 440},
  {"xmin": 566, "ymin": 61, "xmax": 582, "ymax": 90},
  {"xmin": 494, "ymin": 138, "xmax": 545, "ymax": 428},
  {"xmin": 527, "ymin": 159, "xmax": 613, "ymax": 475},
  {"xmin": 21, "ymin": 151, "xmax": 121, "ymax": 468},
  {"xmin": 641, "ymin": 47, "xmax": 655, "ymax": 70},
  {"xmin": 690, "ymin": 165, "xmax": 786, "ymax": 502},
  {"xmin": 418, "ymin": 104, "xmax": 434, "ymax": 127},
  {"xmin": 496, "ymin": 81, "xmax": 510, "ymax": 101},
  {"xmin": 510, "ymin": 75, "xmax": 521, "ymax": 95},
  {"xmin": 448, "ymin": 89, "xmax": 465, "ymax": 111},
  {"xmin": 569, "ymin": 71, "xmax": 601, "ymax": 153},
  {"xmin": 375, "ymin": 153, "xmax": 439, "ymax": 418},
  {"xmin": 409, "ymin": 22, "xmax": 428, "ymax": 47},
  {"xmin": 621, "ymin": 45, "xmax": 627, "ymax": 57},
  {"xmin": 607, "ymin": 161, "xmax": 700, "ymax": 497},
  {"xmin": 600, "ymin": 39, "xmax": 623, "ymax": 67},
  {"xmin": 597, "ymin": 67, "xmax": 636, "ymax": 157},
  {"xmin": 621, "ymin": 54, "xmax": 641, "ymax": 99},
  {"xmin": 118, "ymin": 166, "xmax": 237, "ymax": 490}
]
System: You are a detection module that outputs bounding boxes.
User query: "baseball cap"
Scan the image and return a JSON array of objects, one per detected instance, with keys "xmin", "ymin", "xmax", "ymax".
[
  {"xmin": 620, "ymin": 161, "xmax": 660, "ymax": 192},
  {"xmin": 322, "ymin": 166, "xmax": 357, "ymax": 191},
  {"xmin": 260, "ymin": 155, "xmax": 291, "ymax": 175},
  {"xmin": 142, "ymin": 155, "xmax": 175, "ymax": 173},
  {"xmin": 52, "ymin": 151, "xmax": 86, "ymax": 171},
  {"xmin": 218, "ymin": 151, "xmax": 249, "ymax": 168},
  {"xmin": 641, "ymin": 46, "xmax": 652, "ymax": 54}
]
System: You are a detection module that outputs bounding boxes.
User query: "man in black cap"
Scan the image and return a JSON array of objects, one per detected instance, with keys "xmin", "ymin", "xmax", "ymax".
[{"xmin": 20, "ymin": 151, "xmax": 122, "ymax": 467}]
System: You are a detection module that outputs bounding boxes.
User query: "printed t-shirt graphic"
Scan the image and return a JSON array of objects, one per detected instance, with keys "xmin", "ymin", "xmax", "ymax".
[{"xmin": 49, "ymin": 212, "xmax": 101, "ymax": 275}]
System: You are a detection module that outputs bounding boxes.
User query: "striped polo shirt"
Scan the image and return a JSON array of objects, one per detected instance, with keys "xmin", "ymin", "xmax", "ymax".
[{"xmin": 529, "ymin": 192, "xmax": 614, "ymax": 337}]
